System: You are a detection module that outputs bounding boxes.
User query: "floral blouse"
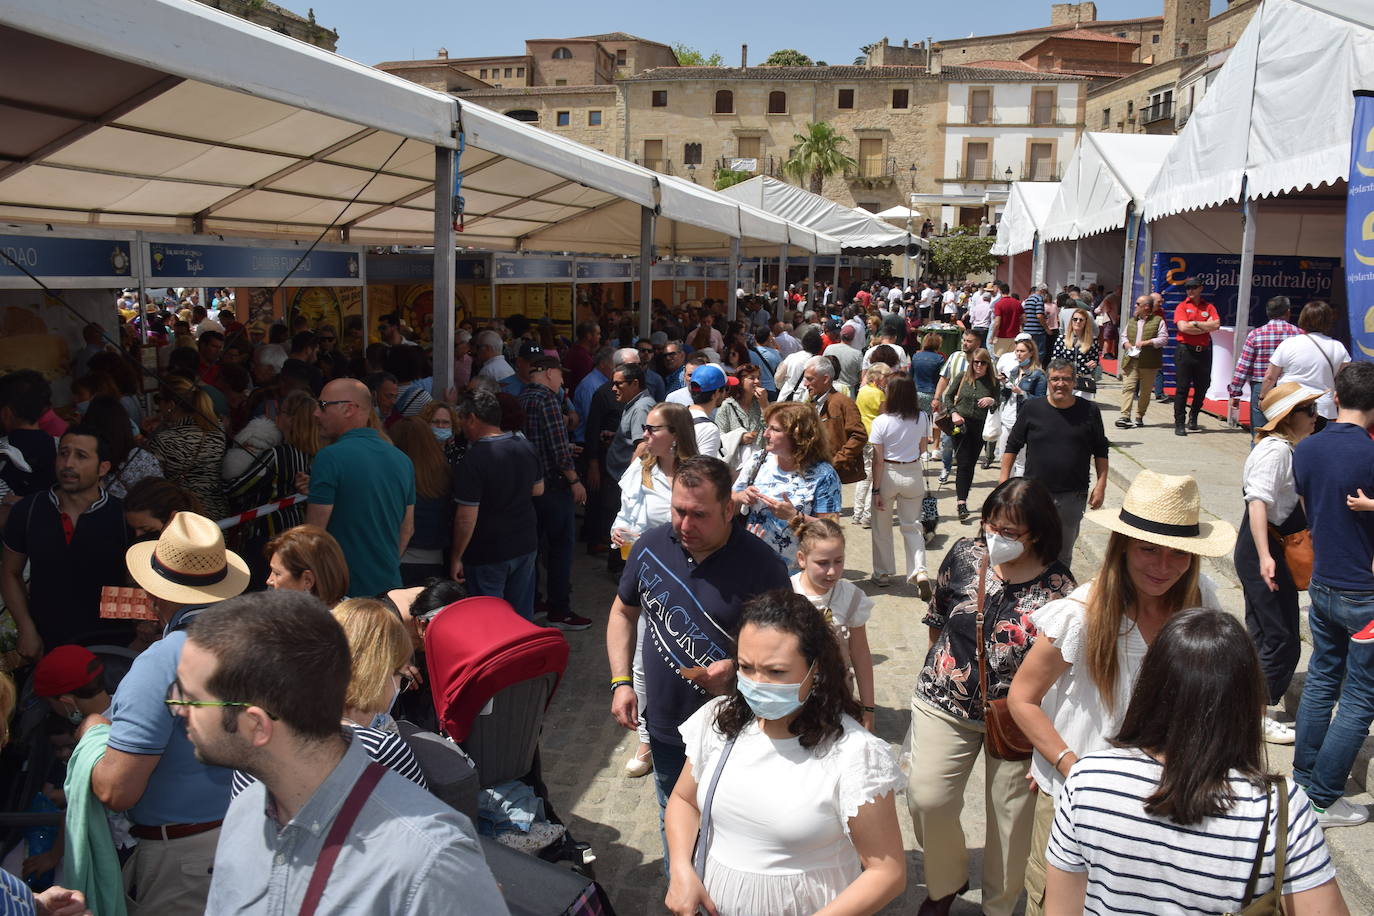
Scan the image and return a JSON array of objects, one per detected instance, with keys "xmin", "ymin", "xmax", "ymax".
[
  {"xmin": 1052, "ymin": 336, "xmax": 1100, "ymax": 379},
  {"xmin": 916, "ymin": 536, "xmax": 1076, "ymax": 721}
]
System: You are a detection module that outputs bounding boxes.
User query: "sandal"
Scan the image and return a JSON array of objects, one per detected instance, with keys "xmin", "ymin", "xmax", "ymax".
[{"xmin": 624, "ymin": 743, "xmax": 653, "ymax": 778}]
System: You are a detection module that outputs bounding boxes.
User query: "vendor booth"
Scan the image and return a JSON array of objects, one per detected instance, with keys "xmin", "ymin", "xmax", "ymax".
[{"xmin": 992, "ymin": 181, "xmax": 1060, "ymax": 293}]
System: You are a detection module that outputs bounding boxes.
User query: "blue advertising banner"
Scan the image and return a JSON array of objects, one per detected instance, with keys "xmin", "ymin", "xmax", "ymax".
[
  {"xmin": 1150, "ymin": 252, "xmax": 1340, "ymax": 387},
  {"xmin": 575, "ymin": 260, "xmax": 634, "ymax": 280},
  {"xmin": 149, "ymin": 241, "xmax": 360, "ymax": 282},
  {"xmin": 367, "ymin": 254, "xmax": 487, "ymax": 282},
  {"xmin": 494, "ymin": 257, "xmax": 572, "ymax": 280},
  {"xmin": 1346, "ymin": 90, "xmax": 1374, "ymax": 360},
  {"xmin": 1129, "ymin": 215, "xmax": 1150, "ymax": 304},
  {"xmin": 0, "ymin": 234, "xmax": 133, "ymax": 280}
]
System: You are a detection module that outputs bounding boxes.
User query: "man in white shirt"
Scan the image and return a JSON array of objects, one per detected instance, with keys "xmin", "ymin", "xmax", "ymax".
[
  {"xmin": 191, "ymin": 305, "xmax": 224, "ymax": 339},
  {"xmin": 773, "ymin": 322, "xmax": 801, "ymax": 358},
  {"xmin": 968, "ymin": 292, "xmax": 994, "ymax": 347},
  {"xmin": 775, "ymin": 330, "xmax": 822, "ymax": 401},
  {"xmin": 918, "ymin": 283, "xmax": 936, "ymax": 319},
  {"xmin": 475, "ymin": 329, "xmax": 515, "ymax": 384},
  {"xmin": 842, "ymin": 310, "xmax": 867, "ymax": 350},
  {"xmin": 666, "ymin": 354, "xmax": 710, "ymax": 407},
  {"xmin": 886, "ymin": 285, "xmax": 904, "ymax": 309}
]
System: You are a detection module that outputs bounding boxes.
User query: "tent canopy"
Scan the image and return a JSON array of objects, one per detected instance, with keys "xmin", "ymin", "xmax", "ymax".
[
  {"xmin": 1146, "ymin": 0, "xmax": 1374, "ymax": 220},
  {"xmin": 1042, "ymin": 133, "xmax": 1175, "ymax": 242},
  {"xmin": 991, "ymin": 182, "xmax": 1061, "ymax": 256},
  {"xmin": 0, "ymin": 0, "xmax": 817, "ymax": 257},
  {"xmin": 717, "ymin": 176, "xmax": 919, "ymax": 252}
]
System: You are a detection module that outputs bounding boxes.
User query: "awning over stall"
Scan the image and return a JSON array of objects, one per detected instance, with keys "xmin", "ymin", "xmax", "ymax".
[
  {"xmin": 1146, "ymin": 0, "xmax": 1374, "ymax": 219},
  {"xmin": 992, "ymin": 182, "xmax": 1061, "ymax": 256},
  {"xmin": 1042, "ymin": 133, "xmax": 1175, "ymax": 242},
  {"xmin": 718, "ymin": 177, "xmax": 919, "ymax": 252}
]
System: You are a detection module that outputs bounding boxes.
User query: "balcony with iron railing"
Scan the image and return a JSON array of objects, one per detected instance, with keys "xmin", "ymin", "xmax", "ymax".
[
  {"xmin": 844, "ymin": 156, "xmax": 897, "ymax": 184},
  {"xmin": 1141, "ymin": 100, "xmax": 1175, "ymax": 126},
  {"xmin": 714, "ymin": 155, "xmax": 783, "ymax": 177},
  {"xmin": 1020, "ymin": 163, "xmax": 1063, "ymax": 182},
  {"xmin": 635, "ymin": 157, "xmax": 673, "ymax": 175},
  {"xmin": 1176, "ymin": 103, "xmax": 1192, "ymax": 128},
  {"xmin": 945, "ymin": 159, "xmax": 1009, "ymax": 183}
]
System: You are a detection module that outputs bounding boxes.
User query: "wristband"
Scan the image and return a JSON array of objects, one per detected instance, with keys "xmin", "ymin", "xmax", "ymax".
[
  {"xmin": 862, "ymin": 705, "xmax": 876, "ymax": 713},
  {"xmin": 610, "ymin": 677, "xmax": 632, "ymax": 692},
  {"xmin": 1054, "ymin": 748, "xmax": 1073, "ymax": 769}
]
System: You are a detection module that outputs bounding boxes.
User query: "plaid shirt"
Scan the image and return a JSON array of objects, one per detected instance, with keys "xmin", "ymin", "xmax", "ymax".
[
  {"xmin": 1227, "ymin": 319, "xmax": 1301, "ymax": 397},
  {"xmin": 518, "ymin": 381, "xmax": 574, "ymax": 480}
]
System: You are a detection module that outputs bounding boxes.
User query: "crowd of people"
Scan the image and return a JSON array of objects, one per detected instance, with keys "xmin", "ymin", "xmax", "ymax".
[{"xmin": 0, "ymin": 272, "xmax": 1362, "ymax": 916}]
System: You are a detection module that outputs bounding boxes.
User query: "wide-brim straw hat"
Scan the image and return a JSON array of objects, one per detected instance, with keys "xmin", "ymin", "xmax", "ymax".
[
  {"xmin": 1084, "ymin": 469, "xmax": 1236, "ymax": 557},
  {"xmin": 1258, "ymin": 382, "xmax": 1324, "ymax": 433},
  {"xmin": 126, "ymin": 512, "xmax": 250, "ymax": 605}
]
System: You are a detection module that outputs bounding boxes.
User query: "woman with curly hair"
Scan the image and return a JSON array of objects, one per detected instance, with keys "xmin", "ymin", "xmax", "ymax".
[
  {"xmin": 732, "ymin": 401, "xmax": 841, "ymax": 570},
  {"xmin": 908, "ymin": 479, "xmax": 1075, "ymax": 916},
  {"xmin": 665, "ymin": 590, "xmax": 905, "ymax": 916},
  {"xmin": 147, "ymin": 374, "xmax": 226, "ymax": 520}
]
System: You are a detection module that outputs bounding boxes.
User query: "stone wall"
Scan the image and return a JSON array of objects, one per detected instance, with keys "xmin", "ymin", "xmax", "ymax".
[
  {"xmin": 1206, "ymin": 0, "xmax": 1260, "ymax": 52},
  {"xmin": 1086, "ymin": 57, "xmax": 1192, "ymax": 133},
  {"xmin": 1051, "ymin": 2, "xmax": 1098, "ymax": 26},
  {"xmin": 460, "ymin": 88, "xmax": 621, "ymax": 154},
  {"xmin": 194, "ymin": 0, "xmax": 337, "ymax": 49}
]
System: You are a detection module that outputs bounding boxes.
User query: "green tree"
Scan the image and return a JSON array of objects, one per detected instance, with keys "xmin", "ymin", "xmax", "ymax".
[
  {"xmin": 714, "ymin": 168, "xmax": 753, "ymax": 191},
  {"xmin": 672, "ymin": 43, "xmax": 723, "ymax": 66},
  {"xmin": 927, "ymin": 227, "xmax": 1000, "ymax": 281},
  {"xmin": 781, "ymin": 122, "xmax": 856, "ymax": 194},
  {"xmin": 853, "ymin": 43, "xmax": 876, "ymax": 66},
  {"xmin": 763, "ymin": 49, "xmax": 814, "ymax": 67}
]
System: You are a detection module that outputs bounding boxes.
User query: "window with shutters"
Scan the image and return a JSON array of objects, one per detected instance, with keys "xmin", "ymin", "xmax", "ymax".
[
  {"xmin": 768, "ymin": 91, "xmax": 787, "ymax": 114},
  {"xmin": 714, "ymin": 90, "xmax": 733, "ymax": 114}
]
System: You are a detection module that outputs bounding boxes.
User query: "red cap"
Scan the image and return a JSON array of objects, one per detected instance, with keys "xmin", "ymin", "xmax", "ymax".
[{"xmin": 33, "ymin": 646, "xmax": 103, "ymax": 698}]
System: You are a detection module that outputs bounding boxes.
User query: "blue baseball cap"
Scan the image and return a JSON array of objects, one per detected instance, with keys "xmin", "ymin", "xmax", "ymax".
[{"xmin": 689, "ymin": 363, "xmax": 738, "ymax": 394}]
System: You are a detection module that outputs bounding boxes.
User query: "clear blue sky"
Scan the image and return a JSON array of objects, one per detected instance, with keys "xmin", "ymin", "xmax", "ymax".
[{"xmin": 311, "ymin": 0, "xmax": 1231, "ymax": 67}]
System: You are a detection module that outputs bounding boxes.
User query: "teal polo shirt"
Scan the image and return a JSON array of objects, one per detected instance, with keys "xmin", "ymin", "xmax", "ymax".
[{"xmin": 308, "ymin": 427, "xmax": 416, "ymax": 597}]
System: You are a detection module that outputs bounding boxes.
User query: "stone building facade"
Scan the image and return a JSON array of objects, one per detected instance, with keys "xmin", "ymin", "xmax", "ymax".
[{"xmin": 192, "ymin": 0, "xmax": 337, "ymax": 50}]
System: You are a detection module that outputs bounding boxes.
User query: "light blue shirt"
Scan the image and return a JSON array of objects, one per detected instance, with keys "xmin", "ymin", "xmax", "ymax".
[
  {"xmin": 106, "ymin": 605, "xmax": 233, "ymax": 826},
  {"xmin": 207, "ymin": 737, "xmax": 508, "ymax": 915},
  {"xmin": 571, "ymin": 367, "xmax": 608, "ymax": 444}
]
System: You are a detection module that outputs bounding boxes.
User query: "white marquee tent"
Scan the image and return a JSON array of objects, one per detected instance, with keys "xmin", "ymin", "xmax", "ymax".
[
  {"xmin": 992, "ymin": 181, "xmax": 1060, "ymax": 289},
  {"xmin": 718, "ymin": 177, "xmax": 917, "ymax": 253}
]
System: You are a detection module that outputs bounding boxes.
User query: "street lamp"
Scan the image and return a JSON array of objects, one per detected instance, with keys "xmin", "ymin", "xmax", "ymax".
[
  {"xmin": 1004, "ymin": 166, "xmax": 1014, "ymax": 187},
  {"xmin": 908, "ymin": 162, "xmax": 918, "ymax": 191}
]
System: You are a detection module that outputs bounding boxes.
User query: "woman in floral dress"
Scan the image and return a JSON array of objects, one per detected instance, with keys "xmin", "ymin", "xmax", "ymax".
[{"xmin": 906, "ymin": 478, "xmax": 1075, "ymax": 916}]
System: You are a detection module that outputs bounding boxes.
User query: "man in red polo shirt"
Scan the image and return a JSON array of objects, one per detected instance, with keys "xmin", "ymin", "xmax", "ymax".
[{"xmin": 1172, "ymin": 277, "xmax": 1221, "ymax": 436}]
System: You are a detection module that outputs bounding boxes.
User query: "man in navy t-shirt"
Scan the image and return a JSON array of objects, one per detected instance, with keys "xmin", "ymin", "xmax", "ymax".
[
  {"xmin": 606, "ymin": 456, "xmax": 789, "ymax": 850},
  {"xmin": 1292, "ymin": 360, "xmax": 1374, "ymax": 828}
]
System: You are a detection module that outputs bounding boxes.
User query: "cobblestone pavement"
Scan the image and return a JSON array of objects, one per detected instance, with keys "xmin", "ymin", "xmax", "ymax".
[{"xmin": 537, "ymin": 378, "xmax": 1374, "ymax": 915}]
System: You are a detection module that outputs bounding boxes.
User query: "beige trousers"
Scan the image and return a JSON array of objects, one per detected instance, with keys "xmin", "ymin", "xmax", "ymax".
[
  {"xmin": 1119, "ymin": 363, "xmax": 1158, "ymax": 421},
  {"xmin": 906, "ymin": 701, "xmax": 1035, "ymax": 916},
  {"xmin": 1022, "ymin": 788, "xmax": 1056, "ymax": 916},
  {"xmin": 123, "ymin": 826, "xmax": 220, "ymax": 916}
]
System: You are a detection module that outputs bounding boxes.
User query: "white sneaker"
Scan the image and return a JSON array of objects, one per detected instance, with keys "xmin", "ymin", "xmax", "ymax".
[
  {"xmin": 1262, "ymin": 716, "xmax": 1295, "ymax": 745},
  {"xmin": 1315, "ymin": 798, "xmax": 1370, "ymax": 829},
  {"xmin": 938, "ymin": 470, "xmax": 950, "ymax": 485}
]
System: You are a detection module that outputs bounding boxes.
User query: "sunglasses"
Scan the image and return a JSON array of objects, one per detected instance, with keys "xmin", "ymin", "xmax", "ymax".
[
  {"xmin": 971, "ymin": 360, "xmax": 989, "ymax": 366},
  {"xmin": 317, "ymin": 399, "xmax": 352, "ymax": 410},
  {"xmin": 642, "ymin": 423, "xmax": 667, "ymax": 434},
  {"xmin": 1293, "ymin": 404, "xmax": 1317, "ymax": 417}
]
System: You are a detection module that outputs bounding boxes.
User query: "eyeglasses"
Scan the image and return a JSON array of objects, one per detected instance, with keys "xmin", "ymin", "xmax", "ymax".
[
  {"xmin": 971, "ymin": 360, "xmax": 989, "ymax": 365},
  {"xmin": 985, "ymin": 521, "xmax": 1027, "ymax": 540},
  {"xmin": 164, "ymin": 680, "xmax": 277, "ymax": 718},
  {"xmin": 317, "ymin": 399, "xmax": 352, "ymax": 410},
  {"xmin": 642, "ymin": 423, "xmax": 667, "ymax": 434}
]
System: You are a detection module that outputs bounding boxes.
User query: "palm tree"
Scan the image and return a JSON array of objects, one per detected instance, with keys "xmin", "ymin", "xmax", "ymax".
[{"xmin": 782, "ymin": 122, "xmax": 856, "ymax": 194}]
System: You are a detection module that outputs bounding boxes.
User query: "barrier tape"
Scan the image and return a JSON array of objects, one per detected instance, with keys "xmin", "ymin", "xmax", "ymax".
[{"xmin": 217, "ymin": 493, "xmax": 307, "ymax": 531}]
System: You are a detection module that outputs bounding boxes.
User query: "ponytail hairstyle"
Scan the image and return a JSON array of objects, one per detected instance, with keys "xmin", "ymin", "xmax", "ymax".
[{"xmin": 789, "ymin": 516, "xmax": 845, "ymax": 557}]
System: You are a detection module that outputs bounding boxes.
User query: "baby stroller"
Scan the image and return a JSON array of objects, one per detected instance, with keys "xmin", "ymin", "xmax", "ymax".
[{"xmin": 424, "ymin": 597, "xmax": 604, "ymax": 887}]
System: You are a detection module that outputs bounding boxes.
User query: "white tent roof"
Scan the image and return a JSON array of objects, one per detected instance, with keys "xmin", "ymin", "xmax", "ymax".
[
  {"xmin": 0, "ymin": 0, "xmax": 823, "ymax": 257},
  {"xmin": 717, "ymin": 176, "xmax": 918, "ymax": 252},
  {"xmin": 991, "ymin": 182, "xmax": 1061, "ymax": 255},
  {"xmin": 1146, "ymin": 0, "xmax": 1374, "ymax": 219},
  {"xmin": 1042, "ymin": 133, "xmax": 1175, "ymax": 242},
  {"xmin": 873, "ymin": 205, "xmax": 924, "ymax": 222}
]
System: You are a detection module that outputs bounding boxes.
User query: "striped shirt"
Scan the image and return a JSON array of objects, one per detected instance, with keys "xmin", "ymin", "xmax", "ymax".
[
  {"xmin": 230, "ymin": 723, "xmax": 427, "ymax": 799},
  {"xmin": 1048, "ymin": 748, "xmax": 1335, "ymax": 915}
]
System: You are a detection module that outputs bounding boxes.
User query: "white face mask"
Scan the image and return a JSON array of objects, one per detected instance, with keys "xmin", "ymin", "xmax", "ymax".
[{"xmin": 986, "ymin": 531, "xmax": 1025, "ymax": 567}]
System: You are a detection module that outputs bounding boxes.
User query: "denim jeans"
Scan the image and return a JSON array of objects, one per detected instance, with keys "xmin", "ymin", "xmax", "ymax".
[
  {"xmin": 531, "ymin": 487, "xmax": 574, "ymax": 616},
  {"xmin": 1249, "ymin": 380, "xmax": 1269, "ymax": 442},
  {"xmin": 1293, "ymin": 580, "xmax": 1374, "ymax": 808},
  {"xmin": 464, "ymin": 550, "xmax": 537, "ymax": 620},
  {"xmin": 650, "ymin": 737, "xmax": 688, "ymax": 870}
]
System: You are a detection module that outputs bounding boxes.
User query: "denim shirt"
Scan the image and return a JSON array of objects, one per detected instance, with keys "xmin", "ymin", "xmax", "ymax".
[{"xmin": 206, "ymin": 737, "xmax": 508, "ymax": 915}]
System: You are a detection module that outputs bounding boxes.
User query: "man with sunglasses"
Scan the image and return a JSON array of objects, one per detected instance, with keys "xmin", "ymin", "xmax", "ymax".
[
  {"xmin": 80, "ymin": 512, "xmax": 249, "ymax": 916},
  {"xmin": 307, "ymin": 379, "xmax": 416, "ymax": 597}
]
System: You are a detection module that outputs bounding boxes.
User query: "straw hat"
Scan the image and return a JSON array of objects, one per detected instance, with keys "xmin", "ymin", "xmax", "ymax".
[
  {"xmin": 1257, "ymin": 382, "xmax": 1323, "ymax": 433},
  {"xmin": 1083, "ymin": 470, "xmax": 1235, "ymax": 556},
  {"xmin": 126, "ymin": 513, "xmax": 250, "ymax": 605}
]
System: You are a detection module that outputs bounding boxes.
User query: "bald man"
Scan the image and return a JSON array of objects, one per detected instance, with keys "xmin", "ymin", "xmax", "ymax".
[{"xmin": 305, "ymin": 378, "xmax": 416, "ymax": 596}]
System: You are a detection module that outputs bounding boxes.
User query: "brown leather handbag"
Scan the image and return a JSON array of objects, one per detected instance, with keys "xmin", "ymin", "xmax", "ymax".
[
  {"xmin": 1269, "ymin": 525, "xmax": 1313, "ymax": 591},
  {"xmin": 976, "ymin": 555, "xmax": 1034, "ymax": 761}
]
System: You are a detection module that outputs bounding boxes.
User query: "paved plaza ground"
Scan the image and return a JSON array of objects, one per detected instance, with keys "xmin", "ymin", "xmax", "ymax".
[{"xmin": 536, "ymin": 374, "xmax": 1374, "ymax": 914}]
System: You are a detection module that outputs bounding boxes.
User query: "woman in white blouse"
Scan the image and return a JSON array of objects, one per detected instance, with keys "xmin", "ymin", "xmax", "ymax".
[
  {"xmin": 868, "ymin": 377, "xmax": 933, "ymax": 596},
  {"xmin": 1007, "ymin": 470, "xmax": 1235, "ymax": 916},
  {"xmin": 665, "ymin": 590, "xmax": 905, "ymax": 916},
  {"xmin": 1262, "ymin": 300, "xmax": 1350, "ymax": 426},
  {"xmin": 611, "ymin": 402, "xmax": 698, "ymax": 778},
  {"xmin": 1235, "ymin": 383, "xmax": 1321, "ymax": 745}
]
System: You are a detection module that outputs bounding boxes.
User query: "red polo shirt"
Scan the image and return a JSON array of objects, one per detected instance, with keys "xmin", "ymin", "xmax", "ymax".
[{"xmin": 1173, "ymin": 298, "xmax": 1219, "ymax": 346}]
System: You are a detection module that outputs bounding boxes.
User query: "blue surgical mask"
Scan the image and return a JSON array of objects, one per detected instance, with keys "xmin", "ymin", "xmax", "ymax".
[
  {"xmin": 736, "ymin": 663, "xmax": 815, "ymax": 721},
  {"xmin": 432, "ymin": 426, "xmax": 453, "ymax": 442},
  {"xmin": 1018, "ymin": 357, "xmax": 1031, "ymax": 368}
]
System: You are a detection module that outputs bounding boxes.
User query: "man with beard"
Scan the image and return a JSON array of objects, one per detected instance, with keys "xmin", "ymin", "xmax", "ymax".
[
  {"xmin": 1, "ymin": 426, "xmax": 130, "ymax": 659},
  {"xmin": 177, "ymin": 590, "xmax": 508, "ymax": 914},
  {"xmin": 81, "ymin": 512, "xmax": 249, "ymax": 915}
]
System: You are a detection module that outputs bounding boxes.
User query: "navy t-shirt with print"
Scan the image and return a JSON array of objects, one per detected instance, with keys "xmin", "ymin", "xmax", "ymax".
[{"xmin": 617, "ymin": 522, "xmax": 790, "ymax": 747}]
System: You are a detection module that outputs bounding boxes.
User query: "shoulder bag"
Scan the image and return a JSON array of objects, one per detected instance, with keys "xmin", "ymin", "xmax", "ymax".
[
  {"xmin": 299, "ymin": 762, "xmax": 387, "ymax": 916},
  {"xmin": 1268, "ymin": 509, "xmax": 1313, "ymax": 591},
  {"xmin": 1224, "ymin": 777, "xmax": 1287, "ymax": 916},
  {"xmin": 975, "ymin": 554, "xmax": 1033, "ymax": 761},
  {"xmin": 935, "ymin": 375, "xmax": 965, "ymax": 437},
  {"xmin": 692, "ymin": 736, "xmax": 737, "ymax": 878}
]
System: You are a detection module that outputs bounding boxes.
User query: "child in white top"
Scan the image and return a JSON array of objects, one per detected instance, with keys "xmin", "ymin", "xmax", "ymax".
[{"xmin": 789, "ymin": 517, "xmax": 877, "ymax": 731}]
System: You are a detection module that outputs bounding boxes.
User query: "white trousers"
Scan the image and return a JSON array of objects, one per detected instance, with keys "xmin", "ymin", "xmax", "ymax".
[{"xmin": 870, "ymin": 462, "xmax": 928, "ymax": 580}]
